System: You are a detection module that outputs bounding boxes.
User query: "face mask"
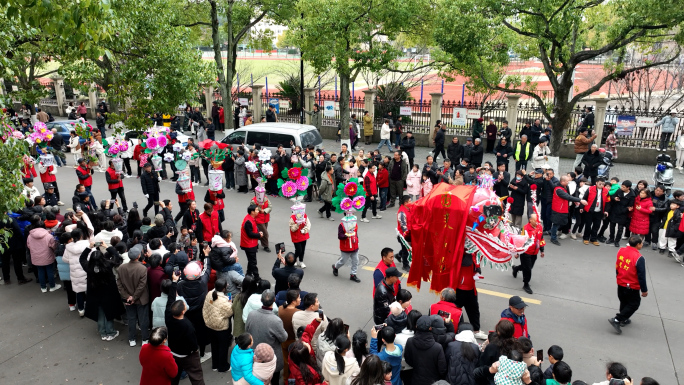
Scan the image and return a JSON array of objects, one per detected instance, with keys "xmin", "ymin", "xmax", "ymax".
[{"xmin": 516, "ymin": 176, "xmax": 522, "ymax": 181}]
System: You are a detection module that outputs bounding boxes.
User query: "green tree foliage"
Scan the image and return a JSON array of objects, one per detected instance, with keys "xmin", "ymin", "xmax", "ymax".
[
  {"xmin": 291, "ymin": 0, "xmax": 431, "ymax": 138},
  {"xmin": 0, "ymin": 113, "xmax": 31, "ymax": 251},
  {"xmin": 434, "ymin": 0, "xmax": 684, "ymax": 153}
]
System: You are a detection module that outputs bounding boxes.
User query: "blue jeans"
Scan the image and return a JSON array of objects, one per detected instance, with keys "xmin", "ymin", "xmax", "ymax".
[
  {"xmin": 36, "ymin": 264, "xmax": 55, "ymax": 289},
  {"xmin": 98, "ymin": 306, "xmax": 117, "ymax": 337},
  {"xmin": 53, "ymin": 154, "xmax": 65, "ymax": 166},
  {"xmin": 550, "ymin": 223, "xmax": 560, "ymax": 241},
  {"xmin": 376, "ymin": 139, "xmax": 393, "ymax": 152},
  {"xmin": 225, "ymin": 171, "xmax": 235, "ymax": 189},
  {"xmin": 379, "ymin": 187, "xmax": 389, "ymax": 209},
  {"xmin": 394, "ymin": 132, "xmax": 401, "ymax": 148},
  {"xmin": 220, "ymin": 263, "xmax": 244, "ymax": 276},
  {"xmin": 85, "ymin": 185, "xmax": 96, "ymax": 204}
]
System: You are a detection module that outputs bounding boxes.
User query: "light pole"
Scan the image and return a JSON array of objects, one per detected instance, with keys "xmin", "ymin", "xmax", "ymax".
[{"xmin": 299, "ymin": 13, "xmax": 305, "ymax": 124}]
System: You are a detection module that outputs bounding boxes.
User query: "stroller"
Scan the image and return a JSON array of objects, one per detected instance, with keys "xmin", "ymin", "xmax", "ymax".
[
  {"xmin": 654, "ymin": 153, "xmax": 674, "ymax": 196},
  {"xmin": 597, "ymin": 150, "xmax": 613, "ymax": 179}
]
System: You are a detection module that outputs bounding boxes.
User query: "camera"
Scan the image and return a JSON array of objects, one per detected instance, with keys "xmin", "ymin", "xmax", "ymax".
[{"xmin": 275, "ymin": 242, "xmax": 285, "ymax": 254}]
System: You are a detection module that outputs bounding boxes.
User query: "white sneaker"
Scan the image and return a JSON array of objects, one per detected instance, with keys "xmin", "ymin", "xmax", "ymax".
[
  {"xmin": 105, "ymin": 330, "xmax": 120, "ymax": 341},
  {"xmin": 361, "ymin": 218, "xmax": 370, "ymax": 223},
  {"xmin": 200, "ymin": 352, "xmax": 212, "ymax": 363},
  {"xmin": 372, "ymin": 215, "xmax": 383, "ymax": 219},
  {"xmin": 329, "ymin": 217, "xmax": 335, "ymax": 221},
  {"xmin": 41, "ymin": 287, "xmax": 48, "ymax": 293},
  {"xmin": 69, "ymin": 305, "xmax": 76, "ymax": 311},
  {"xmin": 50, "ymin": 284, "xmax": 62, "ymax": 291},
  {"xmin": 129, "ymin": 340, "xmax": 137, "ymax": 347},
  {"xmin": 79, "ymin": 309, "xmax": 85, "ymax": 317},
  {"xmin": 300, "ymin": 262, "xmax": 306, "ymax": 268},
  {"xmin": 57, "ymin": 201, "xmax": 64, "ymax": 206},
  {"xmin": 570, "ymin": 233, "xmax": 577, "ymax": 240},
  {"xmin": 559, "ymin": 234, "xmax": 567, "ymax": 239},
  {"xmin": 473, "ymin": 331, "xmax": 489, "ymax": 340},
  {"xmin": 142, "ymin": 340, "xmax": 149, "ymax": 345}
]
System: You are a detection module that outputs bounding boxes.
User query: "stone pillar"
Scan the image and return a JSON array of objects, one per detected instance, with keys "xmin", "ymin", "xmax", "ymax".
[
  {"xmin": 251, "ymin": 85, "xmax": 264, "ymax": 121},
  {"xmin": 88, "ymin": 83, "xmax": 99, "ymax": 119},
  {"xmin": 363, "ymin": 90, "xmax": 377, "ymax": 116},
  {"xmin": 203, "ymin": 85, "xmax": 214, "ymax": 117},
  {"xmin": 54, "ymin": 77, "xmax": 66, "ymax": 116},
  {"xmin": 592, "ymin": 95, "xmax": 610, "ymax": 143},
  {"xmin": 506, "ymin": 95, "xmax": 521, "ymax": 133},
  {"xmin": 303, "ymin": 88, "xmax": 316, "ymax": 125},
  {"xmin": 429, "ymin": 93, "xmax": 444, "ymax": 138}
]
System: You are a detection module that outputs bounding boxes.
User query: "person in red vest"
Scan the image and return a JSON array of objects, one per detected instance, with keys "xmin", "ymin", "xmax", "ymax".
[
  {"xmin": 22, "ymin": 156, "xmax": 37, "ymax": 180},
  {"xmin": 396, "ymin": 195, "xmax": 411, "ymax": 270},
  {"xmin": 289, "ymin": 203, "xmax": 311, "ymax": 268},
  {"xmin": 251, "ymin": 186, "xmax": 272, "ymax": 252},
  {"xmin": 499, "ymin": 296, "xmax": 530, "ymax": 339},
  {"xmin": 174, "ymin": 178, "xmax": 195, "ymax": 223},
  {"xmin": 581, "ymin": 177, "xmax": 609, "ymax": 245},
  {"xmin": 608, "ymin": 235, "xmax": 648, "ymax": 334},
  {"xmin": 37, "ymin": 158, "xmax": 62, "ymax": 204},
  {"xmin": 512, "ymin": 213, "xmax": 544, "ymax": 294},
  {"xmin": 199, "ymin": 202, "xmax": 221, "ymax": 243},
  {"xmin": 429, "ymin": 288, "xmax": 463, "ymax": 323},
  {"xmin": 204, "ymin": 189, "xmax": 226, "ymax": 224},
  {"xmin": 240, "ymin": 204, "xmax": 263, "ymax": 278},
  {"xmin": 455, "ymin": 252, "xmax": 487, "ymax": 339},
  {"xmin": 372, "ymin": 248, "xmax": 399, "ymax": 296},
  {"xmin": 105, "ymin": 160, "xmax": 128, "ymax": 211},
  {"xmin": 361, "ymin": 163, "xmax": 381, "ymax": 222},
  {"xmin": 75, "ymin": 158, "xmax": 96, "ymax": 203},
  {"xmin": 332, "ymin": 218, "xmax": 361, "ymax": 283},
  {"xmin": 550, "ymin": 175, "xmax": 586, "ymax": 246}
]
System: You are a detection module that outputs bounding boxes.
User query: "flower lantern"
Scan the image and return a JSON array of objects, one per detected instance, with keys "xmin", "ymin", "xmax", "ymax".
[{"xmin": 331, "ymin": 177, "xmax": 366, "ymax": 215}]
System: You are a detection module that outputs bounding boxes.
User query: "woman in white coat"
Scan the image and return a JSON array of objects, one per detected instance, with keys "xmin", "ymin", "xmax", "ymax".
[
  {"xmin": 531, "ymin": 139, "xmax": 551, "ymax": 169},
  {"xmin": 68, "ymin": 132, "xmax": 81, "ymax": 166},
  {"xmin": 119, "ymin": 139, "xmax": 135, "ymax": 177},
  {"xmin": 61, "ymin": 228, "xmax": 91, "ymax": 316}
]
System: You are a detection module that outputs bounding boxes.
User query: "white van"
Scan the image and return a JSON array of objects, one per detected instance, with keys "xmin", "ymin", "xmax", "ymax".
[{"xmin": 221, "ymin": 122, "xmax": 323, "ymax": 154}]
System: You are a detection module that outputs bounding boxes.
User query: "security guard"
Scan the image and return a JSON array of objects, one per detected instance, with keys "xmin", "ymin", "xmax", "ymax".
[
  {"xmin": 608, "ymin": 235, "xmax": 648, "ymax": 334},
  {"xmin": 514, "ymin": 134, "xmax": 532, "ymax": 171}
]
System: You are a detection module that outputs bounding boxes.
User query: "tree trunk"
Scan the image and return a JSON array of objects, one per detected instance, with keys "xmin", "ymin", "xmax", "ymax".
[
  {"xmin": 549, "ymin": 75, "xmax": 575, "ymax": 155},
  {"xmin": 210, "ymin": 0, "xmax": 229, "ymax": 131},
  {"xmin": 339, "ymin": 74, "xmax": 351, "ymax": 140}
]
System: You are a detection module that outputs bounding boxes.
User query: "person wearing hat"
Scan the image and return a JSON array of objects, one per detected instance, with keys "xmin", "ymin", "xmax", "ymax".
[
  {"xmin": 573, "ymin": 126, "xmax": 597, "ymax": 169},
  {"xmin": 500, "ymin": 296, "xmax": 530, "ymax": 338},
  {"xmin": 141, "ymin": 162, "xmax": 162, "ymax": 217},
  {"xmin": 42, "ymin": 184, "xmax": 60, "ymax": 207},
  {"xmin": 654, "ymin": 109, "xmax": 679, "ymax": 151},
  {"xmin": 470, "ymin": 138, "xmax": 484, "ymax": 168},
  {"xmin": 116, "ymin": 244, "xmax": 150, "ymax": 346},
  {"xmin": 372, "ymin": 266, "xmax": 402, "ymax": 324},
  {"xmin": 404, "ymin": 315, "xmax": 447, "ymax": 385},
  {"xmin": 495, "ymin": 137, "xmax": 513, "ymax": 172},
  {"xmin": 605, "ymin": 180, "xmax": 635, "ymax": 248},
  {"xmin": 531, "ymin": 138, "xmax": 551, "ymax": 170},
  {"xmin": 514, "ymin": 135, "xmax": 532, "ymax": 171}
]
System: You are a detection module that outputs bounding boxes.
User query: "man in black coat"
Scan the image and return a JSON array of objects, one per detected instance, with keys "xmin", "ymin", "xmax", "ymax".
[
  {"xmin": 272, "ymin": 251, "xmax": 304, "ymax": 293},
  {"xmin": 508, "ymin": 170, "xmax": 529, "ymax": 227},
  {"xmin": 400, "ymin": 132, "xmax": 416, "ymax": 168},
  {"xmin": 581, "ymin": 106, "xmax": 595, "ymax": 130},
  {"xmin": 447, "ymin": 137, "xmax": 463, "ymax": 167},
  {"xmin": 529, "ymin": 119, "xmax": 543, "ymax": 145},
  {"xmin": 433, "ymin": 124, "xmax": 446, "ymax": 160},
  {"xmin": 373, "ymin": 267, "xmax": 401, "ymax": 324},
  {"xmin": 495, "ymin": 137, "xmax": 514, "ymax": 171},
  {"xmin": 470, "ymin": 138, "xmax": 484, "ymax": 168},
  {"xmin": 404, "ymin": 315, "xmax": 447, "ymax": 385},
  {"xmin": 140, "ymin": 162, "xmax": 161, "ymax": 217},
  {"xmin": 550, "ymin": 176, "xmax": 586, "ymax": 245},
  {"xmin": 606, "ymin": 180, "xmax": 636, "ymax": 247},
  {"xmin": 211, "ymin": 101, "xmax": 220, "ymax": 129},
  {"xmin": 493, "ymin": 162, "xmax": 510, "ymax": 198},
  {"xmin": 581, "ymin": 144, "xmax": 603, "ymax": 184}
]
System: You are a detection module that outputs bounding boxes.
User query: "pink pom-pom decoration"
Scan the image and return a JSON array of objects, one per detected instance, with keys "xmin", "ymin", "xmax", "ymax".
[
  {"xmin": 157, "ymin": 136, "xmax": 168, "ymax": 148},
  {"xmin": 340, "ymin": 198, "xmax": 353, "ymax": 211},
  {"xmin": 352, "ymin": 196, "xmax": 365, "ymax": 209},
  {"xmin": 281, "ymin": 181, "xmax": 297, "ymax": 197},
  {"xmin": 146, "ymin": 137, "xmax": 158, "ymax": 149},
  {"xmin": 296, "ymin": 176, "xmax": 309, "ymax": 191},
  {"xmin": 343, "ymin": 182, "xmax": 358, "ymax": 196}
]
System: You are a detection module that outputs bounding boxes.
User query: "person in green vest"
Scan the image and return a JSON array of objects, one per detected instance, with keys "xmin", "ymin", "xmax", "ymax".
[{"xmin": 514, "ymin": 135, "xmax": 532, "ymax": 171}]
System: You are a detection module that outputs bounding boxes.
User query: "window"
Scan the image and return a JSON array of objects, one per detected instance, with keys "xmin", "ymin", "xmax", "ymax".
[
  {"xmin": 300, "ymin": 130, "xmax": 323, "ymax": 148},
  {"xmin": 226, "ymin": 130, "xmax": 246, "ymax": 145},
  {"xmin": 245, "ymin": 131, "xmax": 269, "ymax": 146},
  {"xmin": 269, "ymin": 133, "xmax": 295, "ymax": 148}
]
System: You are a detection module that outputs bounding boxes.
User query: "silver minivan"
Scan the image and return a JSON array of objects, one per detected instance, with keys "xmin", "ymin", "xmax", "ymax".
[{"xmin": 221, "ymin": 122, "xmax": 323, "ymax": 154}]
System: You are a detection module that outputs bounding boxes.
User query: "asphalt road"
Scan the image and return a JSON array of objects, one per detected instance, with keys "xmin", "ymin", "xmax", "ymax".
[{"xmin": 0, "ymin": 130, "xmax": 682, "ymax": 385}]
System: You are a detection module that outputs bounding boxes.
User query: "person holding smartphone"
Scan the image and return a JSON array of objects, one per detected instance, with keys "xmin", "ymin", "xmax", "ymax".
[{"xmin": 116, "ymin": 245, "xmax": 150, "ymax": 347}]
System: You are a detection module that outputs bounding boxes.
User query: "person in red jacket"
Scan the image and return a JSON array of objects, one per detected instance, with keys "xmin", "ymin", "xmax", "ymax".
[
  {"xmin": 608, "ymin": 235, "xmax": 648, "ymax": 334},
  {"xmin": 512, "ymin": 213, "xmax": 544, "ymax": 294},
  {"xmin": 22, "ymin": 156, "xmax": 37, "ymax": 179},
  {"xmin": 629, "ymin": 189, "xmax": 654, "ymax": 238},
  {"xmin": 333, "ymin": 220, "xmax": 361, "ymax": 283},
  {"xmin": 499, "ymin": 296, "xmax": 530, "ymax": 339},
  {"xmin": 241, "ymin": 204, "xmax": 263, "ymax": 278},
  {"xmin": 252, "ymin": 186, "xmax": 272, "ymax": 252},
  {"xmin": 139, "ymin": 326, "xmax": 178, "ymax": 385},
  {"xmin": 429, "ymin": 287, "xmax": 463, "ymax": 323},
  {"xmin": 133, "ymin": 142, "xmax": 144, "ymax": 177},
  {"xmin": 288, "ymin": 318, "xmax": 325, "ymax": 384},
  {"xmin": 361, "ymin": 164, "xmax": 381, "ymax": 222},
  {"xmin": 377, "ymin": 162, "xmax": 390, "ymax": 210},
  {"xmin": 199, "ymin": 202, "xmax": 221, "ymax": 243},
  {"xmin": 105, "ymin": 160, "xmax": 128, "ymax": 211},
  {"xmin": 289, "ymin": 203, "xmax": 311, "ymax": 268}
]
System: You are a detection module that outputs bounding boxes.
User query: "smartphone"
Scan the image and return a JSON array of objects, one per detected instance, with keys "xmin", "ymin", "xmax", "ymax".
[
  {"xmin": 318, "ymin": 309, "xmax": 324, "ymax": 319},
  {"xmin": 537, "ymin": 349, "xmax": 543, "ymax": 362},
  {"xmin": 437, "ymin": 310, "xmax": 451, "ymax": 318},
  {"xmin": 344, "ymin": 324, "xmax": 350, "ymax": 335},
  {"xmin": 275, "ymin": 242, "xmax": 285, "ymax": 254},
  {"xmin": 173, "ymin": 266, "xmax": 180, "ymax": 276},
  {"xmin": 94, "ymin": 241, "xmax": 103, "ymax": 247},
  {"xmin": 374, "ymin": 324, "xmax": 384, "ymax": 331}
]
